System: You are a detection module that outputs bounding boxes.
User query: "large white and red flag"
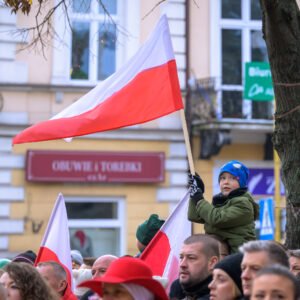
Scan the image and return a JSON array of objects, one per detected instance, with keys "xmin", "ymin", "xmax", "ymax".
[
  {"xmin": 13, "ymin": 15, "xmax": 183, "ymax": 145},
  {"xmin": 140, "ymin": 192, "xmax": 191, "ymax": 290},
  {"xmin": 35, "ymin": 193, "xmax": 73, "ymax": 287}
]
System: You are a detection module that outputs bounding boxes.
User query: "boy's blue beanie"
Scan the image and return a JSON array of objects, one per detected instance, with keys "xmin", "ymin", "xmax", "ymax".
[{"xmin": 219, "ymin": 160, "xmax": 249, "ymax": 188}]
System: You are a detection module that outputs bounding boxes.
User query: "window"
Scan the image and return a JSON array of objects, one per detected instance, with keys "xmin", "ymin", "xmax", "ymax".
[
  {"xmin": 52, "ymin": 0, "xmax": 140, "ymax": 85},
  {"xmin": 66, "ymin": 196, "xmax": 125, "ymax": 257},
  {"xmin": 211, "ymin": 0, "xmax": 273, "ymax": 120},
  {"xmin": 70, "ymin": 0, "xmax": 117, "ymax": 81}
]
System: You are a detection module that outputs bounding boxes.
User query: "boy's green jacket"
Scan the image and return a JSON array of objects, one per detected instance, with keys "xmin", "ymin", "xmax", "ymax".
[{"xmin": 188, "ymin": 191, "xmax": 259, "ymax": 253}]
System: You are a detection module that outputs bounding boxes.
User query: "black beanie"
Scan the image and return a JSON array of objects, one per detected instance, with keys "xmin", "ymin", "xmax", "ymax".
[
  {"xmin": 213, "ymin": 253, "xmax": 243, "ymax": 295},
  {"xmin": 12, "ymin": 250, "xmax": 37, "ymax": 265}
]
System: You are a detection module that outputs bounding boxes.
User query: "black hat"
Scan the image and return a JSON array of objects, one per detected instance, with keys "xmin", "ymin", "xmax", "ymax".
[
  {"xmin": 213, "ymin": 253, "xmax": 243, "ymax": 294},
  {"xmin": 136, "ymin": 214, "xmax": 165, "ymax": 246},
  {"xmin": 12, "ymin": 250, "xmax": 36, "ymax": 265}
]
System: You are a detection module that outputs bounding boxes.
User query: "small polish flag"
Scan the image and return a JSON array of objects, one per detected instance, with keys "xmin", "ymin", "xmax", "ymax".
[
  {"xmin": 13, "ymin": 15, "xmax": 183, "ymax": 145},
  {"xmin": 35, "ymin": 193, "xmax": 75, "ymax": 298},
  {"xmin": 140, "ymin": 192, "xmax": 191, "ymax": 291}
]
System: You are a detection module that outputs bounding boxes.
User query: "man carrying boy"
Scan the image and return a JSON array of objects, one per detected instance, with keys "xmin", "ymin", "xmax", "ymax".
[{"xmin": 188, "ymin": 160, "xmax": 259, "ymax": 253}]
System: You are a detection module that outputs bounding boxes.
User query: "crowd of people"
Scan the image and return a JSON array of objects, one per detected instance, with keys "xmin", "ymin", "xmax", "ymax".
[
  {"xmin": 0, "ymin": 160, "xmax": 299, "ymax": 299},
  {"xmin": 0, "ymin": 237, "xmax": 299, "ymax": 300}
]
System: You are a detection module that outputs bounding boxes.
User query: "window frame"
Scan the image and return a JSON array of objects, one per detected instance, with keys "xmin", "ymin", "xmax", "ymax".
[
  {"xmin": 52, "ymin": 0, "xmax": 140, "ymax": 86},
  {"xmin": 210, "ymin": 0, "xmax": 266, "ymax": 119},
  {"xmin": 70, "ymin": 0, "xmax": 119, "ymax": 83},
  {"xmin": 65, "ymin": 195, "xmax": 126, "ymax": 256}
]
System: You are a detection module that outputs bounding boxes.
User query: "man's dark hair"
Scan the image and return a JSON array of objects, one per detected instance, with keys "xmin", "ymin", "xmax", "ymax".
[
  {"xmin": 184, "ymin": 234, "xmax": 220, "ymax": 258},
  {"xmin": 208, "ymin": 234, "xmax": 230, "ymax": 258},
  {"xmin": 83, "ymin": 257, "xmax": 96, "ymax": 267}
]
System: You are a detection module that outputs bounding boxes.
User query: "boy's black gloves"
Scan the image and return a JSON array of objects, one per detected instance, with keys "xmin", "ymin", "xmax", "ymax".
[{"xmin": 188, "ymin": 172, "xmax": 205, "ymax": 204}]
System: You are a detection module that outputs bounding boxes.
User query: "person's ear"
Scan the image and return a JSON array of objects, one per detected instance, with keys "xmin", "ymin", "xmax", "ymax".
[
  {"xmin": 208, "ymin": 256, "xmax": 219, "ymax": 272},
  {"xmin": 58, "ymin": 279, "xmax": 68, "ymax": 293}
]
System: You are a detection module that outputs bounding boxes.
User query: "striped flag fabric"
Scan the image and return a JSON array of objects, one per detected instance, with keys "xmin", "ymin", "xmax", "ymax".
[
  {"xmin": 35, "ymin": 194, "xmax": 73, "ymax": 290},
  {"xmin": 13, "ymin": 15, "xmax": 183, "ymax": 145},
  {"xmin": 140, "ymin": 192, "xmax": 191, "ymax": 291}
]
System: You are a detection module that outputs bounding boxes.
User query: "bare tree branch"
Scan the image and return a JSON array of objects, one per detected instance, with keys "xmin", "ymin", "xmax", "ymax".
[
  {"xmin": 192, "ymin": 0, "xmax": 200, "ymax": 9},
  {"xmin": 3, "ymin": 0, "xmax": 160, "ymax": 57},
  {"xmin": 142, "ymin": 0, "xmax": 166, "ymax": 20}
]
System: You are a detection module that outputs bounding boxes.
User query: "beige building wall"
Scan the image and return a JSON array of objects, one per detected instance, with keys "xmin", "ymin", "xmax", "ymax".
[
  {"xmin": 0, "ymin": 0, "xmax": 190, "ymax": 256},
  {"xmin": 189, "ymin": 0, "xmax": 210, "ymax": 78},
  {"xmin": 1, "ymin": 0, "xmax": 278, "ymax": 257},
  {"xmin": 10, "ymin": 137, "xmax": 178, "ymax": 255}
]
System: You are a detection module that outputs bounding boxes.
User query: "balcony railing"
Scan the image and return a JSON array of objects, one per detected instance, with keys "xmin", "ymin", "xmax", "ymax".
[{"xmin": 189, "ymin": 77, "xmax": 274, "ymax": 130}]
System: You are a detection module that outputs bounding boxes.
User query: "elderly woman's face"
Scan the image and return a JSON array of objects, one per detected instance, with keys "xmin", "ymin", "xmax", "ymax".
[
  {"xmin": 209, "ymin": 269, "xmax": 239, "ymax": 300},
  {"xmin": 102, "ymin": 283, "xmax": 134, "ymax": 300},
  {"xmin": 0, "ymin": 272, "xmax": 22, "ymax": 300}
]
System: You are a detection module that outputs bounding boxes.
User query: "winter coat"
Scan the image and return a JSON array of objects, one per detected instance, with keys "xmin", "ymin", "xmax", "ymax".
[
  {"xmin": 188, "ymin": 188, "xmax": 259, "ymax": 253},
  {"xmin": 181, "ymin": 275, "xmax": 211, "ymax": 300}
]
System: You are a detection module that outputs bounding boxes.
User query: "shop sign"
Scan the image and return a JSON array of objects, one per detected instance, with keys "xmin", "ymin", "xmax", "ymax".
[
  {"xmin": 244, "ymin": 62, "xmax": 274, "ymax": 101},
  {"xmin": 26, "ymin": 150, "xmax": 165, "ymax": 183}
]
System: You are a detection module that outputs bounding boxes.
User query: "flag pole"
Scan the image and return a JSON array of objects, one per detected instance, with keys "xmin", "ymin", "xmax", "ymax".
[
  {"xmin": 180, "ymin": 109, "xmax": 195, "ymax": 175},
  {"xmin": 180, "ymin": 109, "xmax": 195, "ymax": 235}
]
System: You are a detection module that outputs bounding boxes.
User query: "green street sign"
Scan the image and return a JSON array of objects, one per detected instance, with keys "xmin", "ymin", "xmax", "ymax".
[{"xmin": 244, "ymin": 62, "xmax": 274, "ymax": 101}]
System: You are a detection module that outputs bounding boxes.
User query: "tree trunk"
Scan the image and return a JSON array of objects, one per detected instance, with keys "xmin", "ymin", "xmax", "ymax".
[{"xmin": 260, "ymin": 0, "xmax": 300, "ymax": 249}]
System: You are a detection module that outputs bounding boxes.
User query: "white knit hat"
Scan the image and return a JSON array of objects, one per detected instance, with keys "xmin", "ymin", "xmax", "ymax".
[{"xmin": 73, "ymin": 268, "xmax": 93, "ymax": 296}]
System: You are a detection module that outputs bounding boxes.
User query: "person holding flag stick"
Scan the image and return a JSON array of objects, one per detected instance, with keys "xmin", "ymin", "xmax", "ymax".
[{"xmin": 187, "ymin": 160, "xmax": 259, "ymax": 253}]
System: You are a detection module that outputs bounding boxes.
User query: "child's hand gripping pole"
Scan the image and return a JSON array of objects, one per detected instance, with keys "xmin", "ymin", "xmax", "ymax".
[{"xmin": 188, "ymin": 171, "xmax": 205, "ymax": 204}]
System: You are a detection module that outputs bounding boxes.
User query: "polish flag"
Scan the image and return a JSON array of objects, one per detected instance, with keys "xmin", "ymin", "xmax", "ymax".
[
  {"xmin": 140, "ymin": 192, "xmax": 191, "ymax": 291},
  {"xmin": 35, "ymin": 194, "xmax": 73, "ymax": 290},
  {"xmin": 13, "ymin": 15, "xmax": 183, "ymax": 145}
]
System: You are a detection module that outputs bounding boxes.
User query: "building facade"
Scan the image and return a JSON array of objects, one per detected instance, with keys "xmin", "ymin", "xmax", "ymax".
[{"xmin": 0, "ymin": 0, "xmax": 281, "ymax": 257}]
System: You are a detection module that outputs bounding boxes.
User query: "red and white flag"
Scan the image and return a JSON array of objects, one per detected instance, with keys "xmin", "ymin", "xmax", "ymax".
[
  {"xmin": 140, "ymin": 192, "xmax": 191, "ymax": 291},
  {"xmin": 35, "ymin": 193, "xmax": 72, "ymax": 287},
  {"xmin": 13, "ymin": 15, "xmax": 183, "ymax": 145}
]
